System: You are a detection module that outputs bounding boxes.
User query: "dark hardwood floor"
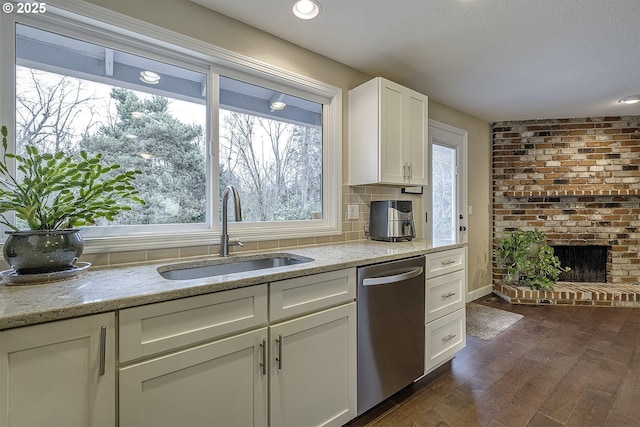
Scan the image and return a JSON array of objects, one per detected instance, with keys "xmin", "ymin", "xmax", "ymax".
[{"xmin": 347, "ymin": 295, "xmax": 640, "ymax": 427}]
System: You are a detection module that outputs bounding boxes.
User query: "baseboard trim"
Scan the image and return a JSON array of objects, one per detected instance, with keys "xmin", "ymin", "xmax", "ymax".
[{"xmin": 467, "ymin": 284, "xmax": 493, "ymax": 302}]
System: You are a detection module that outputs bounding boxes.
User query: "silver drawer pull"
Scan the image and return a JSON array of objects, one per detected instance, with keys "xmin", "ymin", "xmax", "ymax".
[
  {"xmin": 442, "ymin": 292, "xmax": 456, "ymax": 298},
  {"xmin": 276, "ymin": 334, "xmax": 283, "ymax": 370},
  {"xmin": 260, "ymin": 339, "xmax": 267, "ymax": 375},
  {"xmin": 441, "ymin": 260, "xmax": 456, "ymax": 266},
  {"xmin": 442, "ymin": 333, "xmax": 457, "ymax": 343},
  {"xmin": 99, "ymin": 326, "xmax": 107, "ymax": 376}
]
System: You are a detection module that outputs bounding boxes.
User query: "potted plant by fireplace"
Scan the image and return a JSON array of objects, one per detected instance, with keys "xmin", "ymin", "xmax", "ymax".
[
  {"xmin": 495, "ymin": 229, "xmax": 569, "ymax": 291},
  {"xmin": 0, "ymin": 125, "xmax": 145, "ymax": 275}
]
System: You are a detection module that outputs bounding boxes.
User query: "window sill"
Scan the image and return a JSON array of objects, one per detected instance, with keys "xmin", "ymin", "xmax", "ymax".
[{"xmin": 81, "ymin": 221, "xmax": 342, "ymax": 254}]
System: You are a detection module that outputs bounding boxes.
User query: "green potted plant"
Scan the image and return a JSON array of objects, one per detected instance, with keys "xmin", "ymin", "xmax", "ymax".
[
  {"xmin": 523, "ymin": 245, "xmax": 569, "ymax": 291},
  {"xmin": 0, "ymin": 125, "xmax": 145, "ymax": 274},
  {"xmin": 495, "ymin": 228, "xmax": 569, "ymax": 291}
]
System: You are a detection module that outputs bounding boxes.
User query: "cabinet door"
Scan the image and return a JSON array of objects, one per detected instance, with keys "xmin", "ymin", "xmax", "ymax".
[
  {"xmin": 120, "ymin": 328, "xmax": 268, "ymax": 427},
  {"xmin": 379, "ymin": 78, "xmax": 407, "ymax": 184},
  {"xmin": 0, "ymin": 313, "xmax": 116, "ymax": 427},
  {"xmin": 405, "ymin": 89, "xmax": 428, "ymax": 185},
  {"xmin": 270, "ymin": 303, "xmax": 356, "ymax": 427}
]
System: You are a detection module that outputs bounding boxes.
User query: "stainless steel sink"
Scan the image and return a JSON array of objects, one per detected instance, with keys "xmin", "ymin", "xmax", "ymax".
[{"xmin": 157, "ymin": 253, "xmax": 314, "ymax": 280}]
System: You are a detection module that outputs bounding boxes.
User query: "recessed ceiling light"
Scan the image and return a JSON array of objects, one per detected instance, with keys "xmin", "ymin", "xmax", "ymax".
[
  {"xmin": 292, "ymin": 0, "xmax": 321, "ymax": 20},
  {"xmin": 139, "ymin": 71, "xmax": 160, "ymax": 85},
  {"xmin": 618, "ymin": 95, "xmax": 640, "ymax": 105},
  {"xmin": 270, "ymin": 101, "xmax": 286, "ymax": 111}
]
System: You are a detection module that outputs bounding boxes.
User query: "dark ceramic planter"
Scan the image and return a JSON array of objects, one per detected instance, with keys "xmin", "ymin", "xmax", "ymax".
[{"xmin": 3, "ymin": 229, "xmax": 84, "ymax": 274}]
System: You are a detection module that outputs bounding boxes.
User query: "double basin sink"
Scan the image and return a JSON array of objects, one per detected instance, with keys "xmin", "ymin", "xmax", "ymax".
[{"xmin": 158, "ymin": 253, "xmax": 314, "ymax": 281}]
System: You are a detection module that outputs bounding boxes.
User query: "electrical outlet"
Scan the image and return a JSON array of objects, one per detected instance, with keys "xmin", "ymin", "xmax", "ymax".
[{"xmin": 347, "ymin": 204, "xmax": 359, "ymax": 220}]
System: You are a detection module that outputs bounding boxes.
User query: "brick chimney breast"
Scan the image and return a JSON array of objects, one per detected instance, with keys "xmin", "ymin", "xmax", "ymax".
[{"xmin": 493, "ymin": 116, "xmax": 640, "ymax": 285}]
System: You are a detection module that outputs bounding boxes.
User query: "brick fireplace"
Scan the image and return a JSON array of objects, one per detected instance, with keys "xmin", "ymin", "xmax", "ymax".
[{"xmin": 492, "ymin": 116, "xmax": 640, "ymax": 306}]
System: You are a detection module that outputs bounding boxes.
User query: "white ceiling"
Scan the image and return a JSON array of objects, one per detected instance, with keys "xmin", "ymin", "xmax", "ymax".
[{"xmin": 193, "ymin": 0, "xmax": 640, "ymax": 122}]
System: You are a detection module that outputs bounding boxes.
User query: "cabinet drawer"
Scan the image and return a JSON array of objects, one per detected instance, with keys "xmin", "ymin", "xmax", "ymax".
[
  {"xmin": 425, "ymin": 247, "xmax": 465, "ymax": 278},
  {"xmin": 119, "ymin": 285, "xmax": 268, "ymax": 363},
  {"xmin": 269, "ymin": 269, "xmax": 356, "ymax": 322},
  {"xmin": 426, "ymin": 270, "xmax": 465, "ymax": 323},
  {"xmin": 425, "ymin": 308, "xmax": 466, "ymax": 373}
]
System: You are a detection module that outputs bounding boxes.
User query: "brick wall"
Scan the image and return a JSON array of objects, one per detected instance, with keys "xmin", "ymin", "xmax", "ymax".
[{"xmin": 493, "ymin": 116, "xmax": 640, "ymax": 284}]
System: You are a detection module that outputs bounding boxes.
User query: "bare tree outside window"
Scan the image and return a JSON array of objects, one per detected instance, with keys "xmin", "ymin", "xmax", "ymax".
[
  {"xmin": 219, "ymin": 110, "xmax": 322, "ymax": 222},
  {"xmin": 16, "ymin": 68, "xmax": 101, "ymax": 154}
]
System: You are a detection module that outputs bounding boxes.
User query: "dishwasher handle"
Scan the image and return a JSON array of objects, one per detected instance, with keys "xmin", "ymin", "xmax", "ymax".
[{"xmin": 362, "ymin": 267, "xmax": 424, "ymax": 286}]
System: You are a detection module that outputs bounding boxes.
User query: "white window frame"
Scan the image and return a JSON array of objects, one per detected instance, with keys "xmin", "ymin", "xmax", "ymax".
[{"xmin": 0, "ymin": 0, "xmax": 342, "ymax": 254}]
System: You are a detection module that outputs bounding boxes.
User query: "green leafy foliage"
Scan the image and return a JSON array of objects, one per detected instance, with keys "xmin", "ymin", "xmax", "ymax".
[
  {"xmin": 494, "ymin": 229, "xmax": 570, "ymax": 291},
  {"xmin": 0, "ymin": 125, "xmax": 145, "ymax": 230},
  {"xmin": 79, "ymin": 89, "xmax": 206, "ymax": 225},
  {"xmin": 522, "ymin": 245, "xmax": 570, "ymax": 291}
]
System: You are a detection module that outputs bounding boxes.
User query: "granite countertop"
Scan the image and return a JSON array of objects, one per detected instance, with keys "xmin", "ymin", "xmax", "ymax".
[{"xmin": 0, "ymin": 239, "xmax": 463, "ymax": 330}]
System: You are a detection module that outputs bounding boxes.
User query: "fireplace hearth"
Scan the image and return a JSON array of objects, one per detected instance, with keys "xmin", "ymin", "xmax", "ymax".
[{"xmin": 493, "ymin": 282, "xmax": 640, "ymax": 307}]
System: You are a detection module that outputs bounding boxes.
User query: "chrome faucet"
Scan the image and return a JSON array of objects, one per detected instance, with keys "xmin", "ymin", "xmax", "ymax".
[{"xmin": 220, "ymin": 185, "xmax": 243, "ymax": 257}]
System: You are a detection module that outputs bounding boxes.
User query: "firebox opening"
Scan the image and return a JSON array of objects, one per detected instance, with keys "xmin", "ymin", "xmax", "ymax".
[{"xmin": 551, "ymin": 245, "xmax": 609, "ymax": 283}]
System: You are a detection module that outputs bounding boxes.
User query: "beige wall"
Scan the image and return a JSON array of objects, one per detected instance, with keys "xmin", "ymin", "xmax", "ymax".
[
  {"xmin": 429, "ymin": 101, "xmax": 493, "ymax": 294},
  {"xmin": 77, "ymin": 0, "xmax": 493, "ymax": 294}
]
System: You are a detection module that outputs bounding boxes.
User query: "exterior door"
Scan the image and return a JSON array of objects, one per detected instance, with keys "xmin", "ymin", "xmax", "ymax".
[{"xmin": 424, "ymin": 120, "xmax": 468, "ymax": 246}]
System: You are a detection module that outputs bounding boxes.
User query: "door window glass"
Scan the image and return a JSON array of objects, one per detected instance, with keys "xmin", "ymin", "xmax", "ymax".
[{"xmin": 432, "ymin": 143, "xmax": 457, "ymax": 246}]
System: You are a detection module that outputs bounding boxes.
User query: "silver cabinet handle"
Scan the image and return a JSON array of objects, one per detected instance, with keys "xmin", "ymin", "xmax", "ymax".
[
  {"xmin": 99, "ymin": 326, "xmax": 107, "ymax": 376},
  {"xmin": 275, "ymin": 334, "xmax": 283, "ymax": 370},
  {"xmin": 442, "ymin": 292, "xmax": 456, "ymax": 298},
  {"xmin": 441, "ymin": 260, "xmax": 456, "ymax": 266},
  {"xmin": 259, "ymin": 339, "xmax": 266, "ymax": 375},
  {"xmin": 363, "ymin": 267, "xmax": 423, "ymax": 286},
  {"xmin": 442, "ymin": 333, "xmax": 457, "ymax": 343}
]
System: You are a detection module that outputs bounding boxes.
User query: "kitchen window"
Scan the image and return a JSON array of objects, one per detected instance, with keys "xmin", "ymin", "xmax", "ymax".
[{"xmin": 0, "ymin": 5, "xmax": 342, "ymax": 252}]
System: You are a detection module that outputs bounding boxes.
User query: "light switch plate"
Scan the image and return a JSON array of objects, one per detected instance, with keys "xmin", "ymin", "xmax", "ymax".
[{"xmin": 347, "ymin": 204, "xmax": 359, "ymax": 220}]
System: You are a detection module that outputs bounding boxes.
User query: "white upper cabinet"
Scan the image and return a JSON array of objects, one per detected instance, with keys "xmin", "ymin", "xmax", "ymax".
[{"xmin": 349, "ymin": 77, "xmax": 428, "ymax": 186}]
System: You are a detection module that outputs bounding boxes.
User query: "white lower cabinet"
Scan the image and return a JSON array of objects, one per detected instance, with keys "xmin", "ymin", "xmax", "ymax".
[
  {"xmin": 118, "ymin": 268, "xmax": 357, "ymax": 427},
  {"xmin": 425, "ymin": 247, "xmax": 467, "ymax": 374},
  {"xmin": 0, "ymin": 313, "xmax": 116, "ymax": 427},
  {"xmin": 269, "ymin": 303, "xmax": 357, "ymax": 427},
  {"xmin": 425, "ymin": 270, "xmax": 465, "ymax": 323},
  {"xmin": 119, "ymin": 328, "xmax": 269, "ymax": 427},
  {"xmin": 425, "ymin": 308, "xmax": 466, "ymax": 371}
]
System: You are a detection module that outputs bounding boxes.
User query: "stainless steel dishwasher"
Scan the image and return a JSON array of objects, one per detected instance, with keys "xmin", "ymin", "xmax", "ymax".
[{"xmin": 357, "ymin": 255, "xmax": 426, "ymax": 415}]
